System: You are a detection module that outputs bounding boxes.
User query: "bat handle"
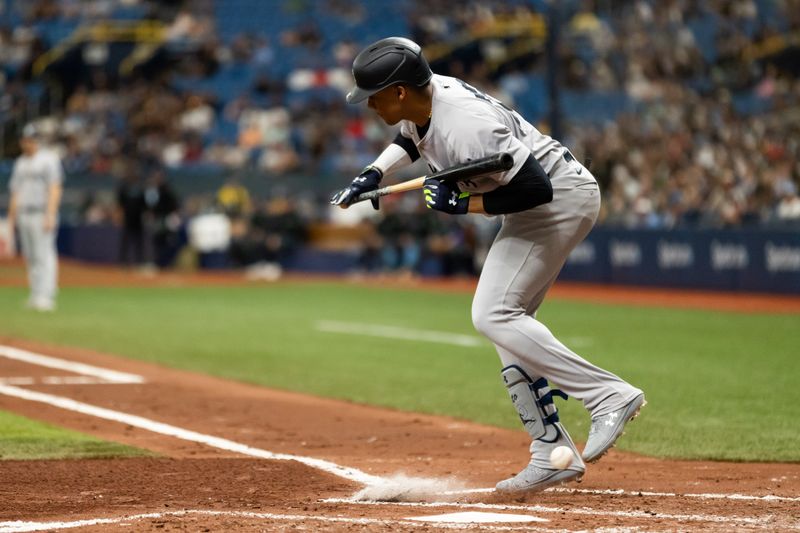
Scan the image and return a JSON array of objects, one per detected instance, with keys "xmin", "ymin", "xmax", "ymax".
[
  {"xmin": 355, "ymin": 190, "xmax": 380, "ymax": 203},
  {"xmin": 353, "ymin": 177, "xmax": 427, "ymax": 205}
]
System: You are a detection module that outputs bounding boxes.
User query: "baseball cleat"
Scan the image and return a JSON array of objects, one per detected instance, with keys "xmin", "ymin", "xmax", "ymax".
[
  {"xmin": 27, "ymin": 298, "xmax": 56, "ymax": 312},
  {"xmin": 582, "ymin": 393, "xmax": 646, "ymax": 463},
  {"xmin": 495, "ymin": 463, "xmax": 584, "ymax": 494}
]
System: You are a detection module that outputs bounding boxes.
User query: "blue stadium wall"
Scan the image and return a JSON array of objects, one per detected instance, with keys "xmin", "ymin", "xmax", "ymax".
[
  {"xmin": 559, "ymin": 228, "xmax": 800, "ymax": 294},
  {"xmin": 57, "ymin": 224, "xmax": 800, "ymax": 294}
]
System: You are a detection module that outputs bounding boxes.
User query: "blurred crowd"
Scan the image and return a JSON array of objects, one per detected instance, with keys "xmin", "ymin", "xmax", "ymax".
[
  {"xmin": 2, "ymin": 0, "xmax": 800, "ymax": 273},
  {"xmin": 562, "ymin": 0, "xmax": 800, "ymax": 228}
]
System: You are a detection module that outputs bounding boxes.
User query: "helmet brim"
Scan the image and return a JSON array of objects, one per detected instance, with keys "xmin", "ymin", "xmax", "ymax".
[{"xmin": 346, "ymin": 85, "xmax": 378, "ymax": 104}]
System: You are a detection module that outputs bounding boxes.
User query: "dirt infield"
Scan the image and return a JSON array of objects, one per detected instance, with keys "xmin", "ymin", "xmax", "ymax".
[
  {"xmin": 1, "ymin": 338, "xmax": 799, "ymax": 532},
  {"xmin": 1, "ymin": 261, "xmax": 799, "ymax": 531}
]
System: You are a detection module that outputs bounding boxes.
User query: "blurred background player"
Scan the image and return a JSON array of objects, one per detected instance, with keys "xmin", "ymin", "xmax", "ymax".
[
  {"xmin": 332, "ymin": 37, "xmax": 645, "ymax": 493},
  {"xmin": 116, "ymin": 160, "xmax": 147, "ymax": 268},
  {"xmin": 6, "ymin": 124, "xmax": 64, "ymax": 311},
  {"xmin": 143, "ymin": 167, "xmax": 182, "ymax": 269}
]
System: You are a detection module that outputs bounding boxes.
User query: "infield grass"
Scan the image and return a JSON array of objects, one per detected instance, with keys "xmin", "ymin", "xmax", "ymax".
[
  {"xmin": 0, "ymin": 409, "xmax": 149, "ymax": 460},
  {"xmin": 0, "ymin": 282, "xmax": 797, "ymax": 462}
]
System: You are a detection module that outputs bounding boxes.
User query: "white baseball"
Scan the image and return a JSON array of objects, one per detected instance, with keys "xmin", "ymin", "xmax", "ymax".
[{"xmin": 549, "ymin": 446, "xmax": 574, "ymax": 470}]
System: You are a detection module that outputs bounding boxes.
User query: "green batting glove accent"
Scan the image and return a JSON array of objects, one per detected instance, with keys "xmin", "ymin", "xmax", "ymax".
[{"xmin": 458, "ymin": 192, "xmax": 470, "ymax": 199}]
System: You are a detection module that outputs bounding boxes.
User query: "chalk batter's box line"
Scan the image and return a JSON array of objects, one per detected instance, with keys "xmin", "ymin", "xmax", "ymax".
[{"xmin": 0, "ymin": 343, "xmax": 793, "ymax": 531}]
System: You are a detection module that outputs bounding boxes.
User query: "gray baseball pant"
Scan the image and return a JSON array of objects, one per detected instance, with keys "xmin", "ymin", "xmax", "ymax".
[
  {"xmin": 17, "ymin": 212, "xmax": 58, "ymax": 305},
  {"xmin": 472, "ymin": 161, "xmax": 642, "ymax": 418}
]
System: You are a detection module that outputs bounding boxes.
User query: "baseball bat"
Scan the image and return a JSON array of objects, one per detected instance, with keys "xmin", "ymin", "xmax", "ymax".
[{"xmin": 353, "ymin": 152, "xmax": 514, "ymax": 205}]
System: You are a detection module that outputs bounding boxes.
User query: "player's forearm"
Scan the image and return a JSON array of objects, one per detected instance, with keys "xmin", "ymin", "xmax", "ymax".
[
  {"xmin": 46, "ymin": 184, "xmax": 62, "ymax": 219},
  {"xmin": 8, "ymin": 192, "xmax": 17, "ymax": 222},
  {"xmin": 370, "ymin": 138, "xmax": 414, "ymax": 178},
  {"xmin": 7, "ymin": 193, "xmax": 18, "ymax": 222},
  {"xmin": 467, "ymin": 194, "xmax": 486, "ymax": 214},
  {"xmin": 481, "ymin": 154, "xmax": 552, "ymax": 215}
]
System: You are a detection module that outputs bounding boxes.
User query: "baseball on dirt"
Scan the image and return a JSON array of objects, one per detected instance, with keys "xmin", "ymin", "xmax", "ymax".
[{"xmin": 549, "ymin": 446, "xmax": 574, "ymax": 470}]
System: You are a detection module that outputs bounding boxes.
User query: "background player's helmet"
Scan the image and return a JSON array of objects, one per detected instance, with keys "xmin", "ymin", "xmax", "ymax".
[{"xmin": 346, "ymin": 37, "xmax": 433, "ymax": 104}]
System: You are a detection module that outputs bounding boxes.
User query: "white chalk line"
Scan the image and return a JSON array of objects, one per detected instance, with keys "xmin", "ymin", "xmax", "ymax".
[
  {"xmin": 547, "ymin": 486, "xmax": 800, "ymax": 503},
  {"xmin": 0, "ymin": 384, "xmax": 379, "ymax": 486},
  {"xmin": 1, "ymin": 343, "xmax": 795, "ymax": 527},
  {"xmin": 314, "ymin": 321, "xmax": 594, "ymax": 349},
  {"xmin": 0, "ymin": 345, "xmax": 143, "ymax": 384},
  {"xmin": 443, "ymin": 485, "xmax": 800, "ymax": 503},
  {"xmin": 561, "ymin": 336, "xmax": 594, "ymax": 348},
  {"xmin": 315, "ymin": 320, "xmax": 485, "ymax": 347},
  {"xmin": 0, "ymin": 376, "xmax": 111, "ymax": 385},
  {"xmin": 0, "ymin": 509, "xmax": 556, "ymax": 533},
  {"xmin": 321, "ymin": 498, "xmax": 777, "ymax": 527}
]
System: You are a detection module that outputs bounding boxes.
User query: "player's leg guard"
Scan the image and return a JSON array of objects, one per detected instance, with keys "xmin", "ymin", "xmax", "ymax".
[
  {"xmin": 497, "ymin": 365, "xmax": 585, "ymax": 493},
  {"xmin": 502, "ymin": 364, "xmax": 565, "ymax": 443}
]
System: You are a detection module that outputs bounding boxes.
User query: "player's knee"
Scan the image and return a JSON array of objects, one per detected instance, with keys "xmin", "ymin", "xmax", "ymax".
[
  {"xmin": 472, "ymin": 305, "xmax": 501, "ymax": 338},
  {"xmin": 471, "ymin": 301, "xmax": 487, "ymax": 335}
]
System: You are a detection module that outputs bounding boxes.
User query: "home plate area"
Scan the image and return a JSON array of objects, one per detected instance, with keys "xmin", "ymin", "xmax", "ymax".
[
  {"xmin": 0, "ymin": 341, "xmax": 799, "ymax": 531},
  {"xmin": 408, "ymin": 511, "xmax": 547, "ymax": 523}
]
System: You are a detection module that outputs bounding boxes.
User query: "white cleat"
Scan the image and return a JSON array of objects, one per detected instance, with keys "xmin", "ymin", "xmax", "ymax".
[
  {"xmin": 497, "ymin": 429, "xmax": 585, "ymax": 494},
  {"xmin": 582, "ymin": 393, "xmax": 646, "ymax": 463},
  {"xmin": 27, "ymin": 299, "xmax": 56, "ymax": 312},
  {"xmin": 496, "ymin": 462, "xmax": 584, "ymax": 494}
]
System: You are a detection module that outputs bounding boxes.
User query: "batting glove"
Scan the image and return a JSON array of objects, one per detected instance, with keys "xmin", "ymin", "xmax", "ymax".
[
  {"xmin": 330, "ymin": 167, "xmax": 382, "ymax": 210},
  {"xmin": 423, "ymin": 178, "xmax": 470, "ymax": 215}
]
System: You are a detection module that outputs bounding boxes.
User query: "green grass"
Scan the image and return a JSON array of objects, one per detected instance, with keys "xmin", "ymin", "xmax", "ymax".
[
  {"xmin": 0, "ymin": 283, "xmax": 797, "ymax": 462},
  {"xmin": 0, "ymin": 409, "xmax": 148, "ymax": 460}
]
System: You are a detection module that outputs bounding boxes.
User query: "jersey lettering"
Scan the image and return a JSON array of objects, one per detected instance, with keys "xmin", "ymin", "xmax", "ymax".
[{"xmin": 457, "ymin": 80, "xmax": 524, "ymax": 131}]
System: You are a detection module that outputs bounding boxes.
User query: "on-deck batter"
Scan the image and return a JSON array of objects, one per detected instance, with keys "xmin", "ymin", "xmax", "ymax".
[{"xmin": 332, "ymin": 37, "xmax": 645, "ymax": 493}]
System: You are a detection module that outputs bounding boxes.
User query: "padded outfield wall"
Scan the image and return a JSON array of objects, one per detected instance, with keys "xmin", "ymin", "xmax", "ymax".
[
  {"xmin": 47, "ymin": 223, "xmax": 800, "ymax": 294},
  {"xmin": 559, "ymin": 227, "xmax": 800, "ymax": 294}
]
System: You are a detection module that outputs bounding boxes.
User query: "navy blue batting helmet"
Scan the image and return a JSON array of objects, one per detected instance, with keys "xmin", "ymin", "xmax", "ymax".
[{"xmin": 346, "ymin": 37, "xmax": 433, "ymax": 104}]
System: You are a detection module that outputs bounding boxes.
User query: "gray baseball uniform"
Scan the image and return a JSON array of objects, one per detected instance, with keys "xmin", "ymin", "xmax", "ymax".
[
  {"xmin": 9, "ymin": 146, "xmax": 63, "ymax": 309},
  {"xmin": 392, "ymin": 74, "xmax": 642, "ymax": 419},
  {"xmin": 340, "ymin": 37, "xmax": 645, "ymax": 491}
]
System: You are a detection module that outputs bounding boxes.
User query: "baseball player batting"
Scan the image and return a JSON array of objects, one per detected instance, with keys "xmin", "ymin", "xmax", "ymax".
[{"xmin": 332, "ymin": 37, "xmax": 645, "ymax": 493}]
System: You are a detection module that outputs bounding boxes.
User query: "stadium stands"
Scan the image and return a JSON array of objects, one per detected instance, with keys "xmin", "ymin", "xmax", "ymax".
[{"xmin": 1, "ymin": 0, "xmax": 799, "ymax": 282}]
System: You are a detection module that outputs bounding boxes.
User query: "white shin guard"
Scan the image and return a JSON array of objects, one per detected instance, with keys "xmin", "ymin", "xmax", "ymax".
[
  {"xmin": 502, "ymin": 365, "xmax": 566, "ymax": 443},
  {"xmin": 501, "ymin": 366, "xmax": 585, "ymax": 481}
]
